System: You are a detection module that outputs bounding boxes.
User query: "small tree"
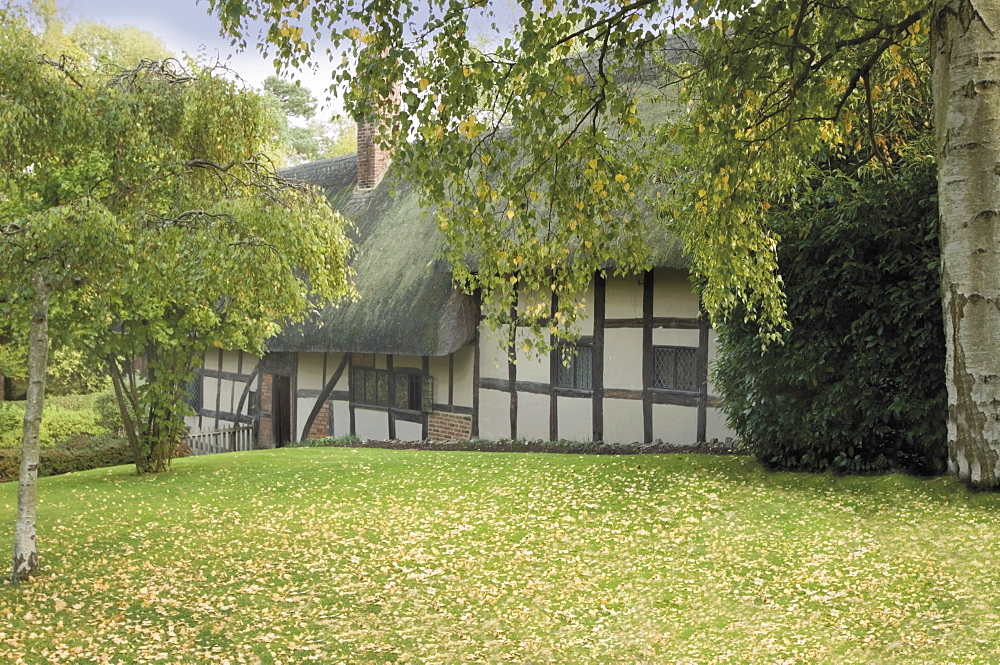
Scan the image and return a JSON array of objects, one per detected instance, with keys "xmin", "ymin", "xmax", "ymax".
[{"xmin": 1, "ymin": 10, "xmax": 354, "ymax": 583}]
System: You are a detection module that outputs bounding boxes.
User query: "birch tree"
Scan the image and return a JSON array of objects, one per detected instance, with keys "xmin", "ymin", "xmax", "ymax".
[{"xmin": 208, "ymin": 0, "xmax": 999, "ymax": 487}]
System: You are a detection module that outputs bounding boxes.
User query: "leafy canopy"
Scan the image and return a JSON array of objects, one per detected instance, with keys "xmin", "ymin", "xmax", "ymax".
[
  {"xmin": 209, "ymin": 0, "xmax": 930, "ymax": 346},
  {"xmin": 1, "ymin": 7, "xmax": 356, "ymax": 471}
]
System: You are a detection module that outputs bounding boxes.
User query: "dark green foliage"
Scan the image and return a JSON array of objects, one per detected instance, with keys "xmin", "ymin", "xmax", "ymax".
[
  {"xmin": 0, "ymin": 434, "xmax": 132, "ymax": 482},
  {"xmin": 94, "ymin": 390, "xmax": 124, "ymax": 433},
  {"xmin": 715, "ymin": 159, "xmax": 947, "ymax": 475},
  {"xmin": 0, "ymin": 402, "xmax": 106, "ymax": 448}
]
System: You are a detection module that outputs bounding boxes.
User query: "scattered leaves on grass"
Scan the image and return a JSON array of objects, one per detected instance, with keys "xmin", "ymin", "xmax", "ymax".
[{"xmin": 0, "ymin": 450, "xmax": 998, "ymax": 664}]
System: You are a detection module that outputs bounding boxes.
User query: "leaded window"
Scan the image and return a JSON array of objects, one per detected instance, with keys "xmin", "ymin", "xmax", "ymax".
[
  {"xmin": 353, "ymin": 366, "xmax": 433, "ymax": 412},
  {"xmin": 185, "ymin": 373, "xmax": 202, "ymax": 410},
  {"xmin": 555, "ymin": 342, "xmax": 593, "ymax": 390},
  {"xmin": 653, "ymin": 346, "xmax": 698, "ymax": 392}
]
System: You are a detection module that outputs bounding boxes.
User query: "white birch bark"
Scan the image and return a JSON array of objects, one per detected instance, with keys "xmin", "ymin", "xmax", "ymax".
[
  {"xmin": 933, "ymin": 0, "xmax": 1000, "ymax": 487},
  {"xmin": 11, "ymin": 274, "xmax": 50, "ymax": 585}
]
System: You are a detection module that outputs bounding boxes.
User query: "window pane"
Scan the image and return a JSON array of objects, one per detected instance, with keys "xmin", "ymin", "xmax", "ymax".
[
  {"xmin": 676, "ymin": 348, "xmax": 697, "ymax": 392},
  {"xmin": 555, "ymin": 343, "xmax": 592, "ymax": 390},
  {"xmin": 408, "ymin": 374, "xmax": 422, "ymax": 411},
  {"xmin": 653, "ymin": 347, "xmax": 698, "ymax": 391},
  {"xmin": 575, "ymin": 346, "xmax": 592, "ymax": 390},
  {"xmin": 394, "ymin": 373, "xmax": 409, "ymax": 410},
  {"xmin": 376, "ymin": 371, "xmax": 388, "ymax": 406}
]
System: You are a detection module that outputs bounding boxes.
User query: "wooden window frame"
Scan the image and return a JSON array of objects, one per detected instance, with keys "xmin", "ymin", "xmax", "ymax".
[
  {"xmin": 554, "ymin": 338, "xmax": 594, "ymax": 392},
  {"xmin": 652, "ymin": 345, "xmax": 699, "ymax": 394}
]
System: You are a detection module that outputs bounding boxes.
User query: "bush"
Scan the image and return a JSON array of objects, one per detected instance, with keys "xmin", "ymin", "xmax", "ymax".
[
  {"xmin": 289, "ymin": 434, "xmax": 361, "ymax": 448},
  {"xmin": 0, "ymin": 433, "xmax": 133, "ymax": 482},
  {"xmin": 94, "ymin": 390, "xmax": 125, "ymax": 434},
  {"xmin": 714, "ymin": 159, "xmax": 947, "ymax": 475},
  {"xmin": 0, "ymin": 402, "xmax": 108, "ymax": 448}
]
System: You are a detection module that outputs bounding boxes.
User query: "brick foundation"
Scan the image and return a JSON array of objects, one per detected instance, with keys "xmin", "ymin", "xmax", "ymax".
[
  {"xmin": 305, "ymin": 402, "xmax": 331, "ymax": 440},
  {"xmin": 427, "ymin": 411, "xmax": 473, "ymax": 442}
]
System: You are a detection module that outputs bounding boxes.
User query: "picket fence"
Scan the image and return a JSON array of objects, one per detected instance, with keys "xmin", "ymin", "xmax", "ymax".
[{"xmin": 186, "ymin": 425, "xmax": 255, "ymax": 456}]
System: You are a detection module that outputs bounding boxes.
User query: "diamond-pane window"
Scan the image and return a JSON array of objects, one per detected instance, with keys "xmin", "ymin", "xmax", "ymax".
[
  {"xmin": 352, "ymin": 366, "xmax": 432, "ymax": 411},
  {"xmin": 555, "ymin": 343, "xmax": 593, "ymax": 390},
  {"xmin": 185, "ymin": 374, "xmax": 202, "ymax": 411},
  {"xmin": 653, "ymin": 346, "xmax": 698, "ymax": 392}
]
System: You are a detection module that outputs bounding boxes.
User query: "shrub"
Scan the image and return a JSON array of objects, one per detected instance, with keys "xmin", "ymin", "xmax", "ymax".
[
  {"xmin": 0, "ymin": 403, "xmax": 108, "ymax": 448},
  {"xmin": 0, "ymin": 433, "xmax": 133, "ymax": 482},
  {"xmin": 94, "ymin": 390, "xmax": 125, "ymax": 434},
  {"xmin": 714, "ymin": 159, "xmax": 947, "ymax": 475},
  {"xmin": 289, "ymin": 434, "xmax": 361, "ymax": 448}
]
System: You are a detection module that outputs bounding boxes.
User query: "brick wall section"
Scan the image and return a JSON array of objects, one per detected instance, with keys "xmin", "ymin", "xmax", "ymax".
[
  {"xmin": 305, "ymin": 402, "xmax": 331, "ymax": 440},
  {"xmin": 258, "ymin": 374, "xmax": 274, "ymax": 449},
  {"xmin": 427, "ymin": 411, "xmax": 473, "ymax": 442}
]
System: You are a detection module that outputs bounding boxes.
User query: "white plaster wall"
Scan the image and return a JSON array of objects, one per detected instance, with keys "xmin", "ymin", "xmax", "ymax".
[
  {"xmin": 557, "ymin": 396, "xmax": 592, "ymax": 442},
  {"xmin": 479, "ymin": 327, "xmax": 510, "ymax": 380},
  {"xmin": 355, "ymin": 408, "xmax": 390, "ymax": 440},
  {"xmin": 331, "ymin": 353, "xmax": 350, "ymax": 391},
  {"xmin": 514, "ymin": 329, "xmax": 550, "ymax": 384},
  {"xmin": 452, "ymin": 345, "xmax": 475, "ymax": 408},
  {"xmin": 517, "ymin": 392, "xmax": 550, "ymax": 441},
  {"xmin": 706, "ymin": 406, "xmax": 733, "ymax": 441},
  {"xmin": 652, "ymin": 328, "xmax": 700, "ymax": 347},
  {"xmin": 374, "ymin": 354, "xmax": 388, "ymax": 370},
  {"xmin": 428, "ymin": 355, "xmax": 449, "ymax": 405},
  {"xmin": 605, "ymin": 275, "xmax": 644, "ymax": 319},
  {"xmin": 394, "ymin": 354, "xmax": 423, "ymax": 370},
  {"xmin": 297, "ymin": 353, "xmax": 325, "ymax": 390},
  {"xmin": 243, "ymin": 353, "xmax": 261, "ymax": 373},
  {"xmin": 222, "ymin": 350, "xmax": 242, "ymax": 373},
  {"xmin": 332, "ymin": 400, "xmax": 351, "ymax": 438},
  {"xmin": 296, "ymin": 397, "xmax": 319, "ymax": 441},
  {"xmin": 653, "ymin": 268, "xmax": 699, "ymax": 318},
  {"xmin": 604, "ymin": 328, "xmax": 643, "ymax": 390},
  {"xmin": 478, "ymin": 389, "xmax": 511, "ymax": 440},
  {"xmin": 202, "ymin": 376, "xmax": 218, "ymax": 414},
  {"xmin": 604, "ymin": 398, "xmax": 644, "ymax": 443},
  {"xmin": 395, "ymin": 419, "xmax": 423, "ymax": 442},
  {"xmin": 652, "ymin": 404, "xmax": 697, "ymax": 445}
]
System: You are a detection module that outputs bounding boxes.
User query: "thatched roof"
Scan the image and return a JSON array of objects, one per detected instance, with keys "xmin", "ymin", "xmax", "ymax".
[
  {"xmin": 268, "ymin": 155, "xmax": 478, "ymax": 356},
  {"xmin": 270, "ymin": 49, "xmax": 692, "ymax": 356}
]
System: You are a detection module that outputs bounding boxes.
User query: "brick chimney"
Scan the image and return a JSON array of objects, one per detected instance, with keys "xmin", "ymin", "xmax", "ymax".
[
  {"xmin": 356, "ymin": 111, "xmax": 394, "ymax": 190},
  {"xmin": 355, "ymin": 49, "xmax": 401, "ymax": 190}
]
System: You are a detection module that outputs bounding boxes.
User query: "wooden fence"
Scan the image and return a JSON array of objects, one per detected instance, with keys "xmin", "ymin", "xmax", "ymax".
[{"xmin": 186, "ymin": 425, "xmax": 255, "ymax": 456}]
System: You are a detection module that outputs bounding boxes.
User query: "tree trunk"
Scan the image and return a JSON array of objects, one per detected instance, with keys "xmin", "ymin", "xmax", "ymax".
[
  {"xmin": 11, "ymin": 274, "xmax": 50, "ymax": 585},
  {"xmin": 933, "ymin": 0, "xmax": 1000, "ymax": 488}
]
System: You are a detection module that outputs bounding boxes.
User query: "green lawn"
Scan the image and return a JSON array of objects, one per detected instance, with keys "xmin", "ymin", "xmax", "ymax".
[{"xmin": 1, "ymin": 449, "xmax": 998, "ymax": 664}]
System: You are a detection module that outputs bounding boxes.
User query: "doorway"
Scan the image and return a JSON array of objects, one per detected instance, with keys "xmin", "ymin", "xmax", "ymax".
[{"xmin": 272, "ymin": 375, "xmax": 292, "ymax": 447}]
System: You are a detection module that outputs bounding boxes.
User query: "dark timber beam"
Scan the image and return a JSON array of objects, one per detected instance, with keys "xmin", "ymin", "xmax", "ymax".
[
  {"xmin": 642, "ymin": 270, "xmax": 654, "ymax": 443},
  {"xmin": 300, "ymin": 354, "xmax": 350, "ymax": 441},
  {"xmin": 593, "ymin": 274, "xmax": 606, "ymax": 442},
  {"xmin": 697, "ymin": 306, "xmax": 710, "ymax": 443}
]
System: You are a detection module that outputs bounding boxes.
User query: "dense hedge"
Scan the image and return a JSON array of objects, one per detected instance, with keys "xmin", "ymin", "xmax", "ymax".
[
  {"xmin": 0, "ymin": 433, "xmax": 133, "ymax": 482},
  {"xmin": 0, "ymin": 402, "xmax": 107, "ymax": 448},
  {"xmin": 714, "ymin": 160, "xmax": 947, "ymax": 475}
]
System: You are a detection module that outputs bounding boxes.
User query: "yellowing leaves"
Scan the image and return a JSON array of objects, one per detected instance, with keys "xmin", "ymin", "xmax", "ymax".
[{"xmin": 458, "ymin": 114, "xmax": 482, "ymax": 139}]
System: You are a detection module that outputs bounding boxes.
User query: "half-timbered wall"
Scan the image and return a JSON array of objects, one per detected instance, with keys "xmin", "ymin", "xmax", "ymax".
[
  {"xmin": 188, "ymin": 268, "xmax": 732, "ymax": 446},
  {"xmin": 474, "ymin": 268, "xmax": 732, "ymax": 444}
]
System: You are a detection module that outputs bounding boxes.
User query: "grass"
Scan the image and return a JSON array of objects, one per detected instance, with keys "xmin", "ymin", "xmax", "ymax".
[{"xmin": 0, "ymin": 449, "xmax": 999, "ymax": 664}]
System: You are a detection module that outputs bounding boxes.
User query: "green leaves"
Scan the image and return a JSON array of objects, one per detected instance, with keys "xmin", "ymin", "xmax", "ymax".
[
  {"xmin": 1, "ymin": 16, "xmax": 355, "ymax": 474},
  {"xmin": 715, "ymin": 157, "xmax": 946, "ymax": 475}
]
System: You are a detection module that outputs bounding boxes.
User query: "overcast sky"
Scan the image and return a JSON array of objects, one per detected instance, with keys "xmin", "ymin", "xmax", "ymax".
[{"xmin": 62, "ymin": 0, "xmax": 338, "ymax": 111}]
